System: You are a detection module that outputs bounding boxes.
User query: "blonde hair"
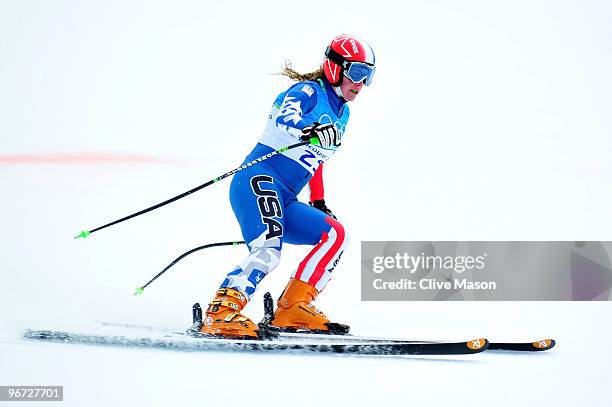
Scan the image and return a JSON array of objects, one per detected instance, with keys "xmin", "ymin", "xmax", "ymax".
[{"xmin": 279, "ymin": 60, "xmax": 324, "ymax": 82}]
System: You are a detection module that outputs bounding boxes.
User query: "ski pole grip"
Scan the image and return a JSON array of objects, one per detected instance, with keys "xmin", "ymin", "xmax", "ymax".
[{"xmin": 299, "ymin": 135, "xmax": 319, "ymax": 145}]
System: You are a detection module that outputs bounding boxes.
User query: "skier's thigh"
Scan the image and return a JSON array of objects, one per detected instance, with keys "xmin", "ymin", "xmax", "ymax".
[
  {"xmin": 229, "ymin": 170, "xmax": 286, "ymax": 246},
  {"xmin": 284, "ymin": 201, "xmax": 338, "ymax": 245}
]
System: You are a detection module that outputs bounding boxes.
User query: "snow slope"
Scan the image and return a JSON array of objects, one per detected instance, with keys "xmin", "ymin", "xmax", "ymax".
[{"xmin": 1, "ymin": 1, "xmax": 612, "ymax": 406}]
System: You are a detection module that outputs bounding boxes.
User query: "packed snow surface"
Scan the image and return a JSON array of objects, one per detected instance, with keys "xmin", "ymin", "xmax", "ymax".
[{"xmin": 2, "ymin": 1, "xmax": 612, "ymax": 406}]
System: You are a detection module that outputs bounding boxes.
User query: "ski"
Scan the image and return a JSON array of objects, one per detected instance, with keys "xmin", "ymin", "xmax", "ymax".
[
  {"xmin": 23, "ymin": 329, "xmax": 488, "ymax": 356},
  {"xmin": 255, "ymin": 331, "xmax": 555, "ymax": 352},
  {"xmin": 20, "ymin": 292, "xmax": 552, "ymax": 356},
  {"xmin": 93, "ymin": 320, "xmax": 555, "ymax": 352},
  {"xmin": 487, "ymin": 339, "xmax": 555, "ymax": 352},
  {"xmin": 253, "ymin": 293, "xmax": 556, "ymax": 352},
  {"xmin": 264, "ymin": 333, "xmax": 556, "ymax": 352}
]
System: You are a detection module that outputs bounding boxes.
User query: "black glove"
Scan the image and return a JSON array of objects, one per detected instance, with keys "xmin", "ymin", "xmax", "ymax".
[
  {"xmin": 301, "ymin": 122, "xmax": 341, "ymax": 148},
  {"xmin": 309, "ymin": 199, "xmax": 337, "ymax": 220}
]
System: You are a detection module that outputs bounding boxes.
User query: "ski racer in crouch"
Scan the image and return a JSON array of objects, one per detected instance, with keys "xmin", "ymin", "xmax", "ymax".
[{"xmin": 200, "ymin": 34, "xmax": 376, "ymax": 338}]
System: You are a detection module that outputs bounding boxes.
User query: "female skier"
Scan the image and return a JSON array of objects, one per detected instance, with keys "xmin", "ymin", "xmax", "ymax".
[{"xmin": 200, "ymin": 34, "xmax": 376, "ymax": 338}]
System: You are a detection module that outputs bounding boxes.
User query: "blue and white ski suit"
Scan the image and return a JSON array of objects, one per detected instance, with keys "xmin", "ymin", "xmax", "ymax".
[{"xmin": 220, "ymin": 78, "xmax": 350, "ymax": 298}]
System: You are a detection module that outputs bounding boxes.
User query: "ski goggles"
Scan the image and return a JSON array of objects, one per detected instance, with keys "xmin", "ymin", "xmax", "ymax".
[{"xmin": 344, "ymin": 61, "xmax": 376, "ymax": 86}]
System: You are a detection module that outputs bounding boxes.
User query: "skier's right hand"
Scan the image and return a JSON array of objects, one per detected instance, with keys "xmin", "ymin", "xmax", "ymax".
[
  {"xmin": 310, "ymin": 199, "xmax": 337, "ymax": 220},
  {"xmin": 301, "ymin": 122, "xmax": 340, "ymax": 148}
]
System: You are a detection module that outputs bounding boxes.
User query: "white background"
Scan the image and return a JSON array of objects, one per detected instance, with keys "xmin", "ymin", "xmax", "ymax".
[{"xmin": 1, "ymin": 1, "xmax": 611, "ymax": 406}]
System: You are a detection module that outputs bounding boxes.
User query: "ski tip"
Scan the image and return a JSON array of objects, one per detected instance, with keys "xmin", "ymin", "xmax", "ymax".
[
  {"xmin": 133, "ymin": 287, "xmax": 144, "ymax": 296},
  {"xmin": 467, "ymin": 338, "xmax": 489, "ymax": 352},
  {"xmin": 531, "ymin": 339, "xmax": 555, "ymax": 351}
]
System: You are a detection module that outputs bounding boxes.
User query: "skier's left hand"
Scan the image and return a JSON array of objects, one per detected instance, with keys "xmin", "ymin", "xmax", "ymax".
[{"xmin": 310, "ymin": 199, "xmax": 337, "ymax": 220}]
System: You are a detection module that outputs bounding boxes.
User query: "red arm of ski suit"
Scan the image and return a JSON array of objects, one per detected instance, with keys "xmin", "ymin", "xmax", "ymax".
[{"xmin": 309, "ymin": 164, "xmax": 325, "ymax": 202}]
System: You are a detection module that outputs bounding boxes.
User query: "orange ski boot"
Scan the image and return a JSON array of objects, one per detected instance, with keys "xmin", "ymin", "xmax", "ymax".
[
  {"xmin": 199, "ymin": 288, "xmax": 259, "ymax": 339},
  {"xmin": 270, "ymin": 278, "xmax": 349, "ymax": 334}
]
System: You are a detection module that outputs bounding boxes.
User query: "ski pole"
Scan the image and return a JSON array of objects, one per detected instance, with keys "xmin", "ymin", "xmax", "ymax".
[
  {"xmin": 133, "ymin": 240, "xmax": 246, "ymax": 295},
  {"xmin": 74, "ymin": 139, "xmax": 315, "ymax": 239}
]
